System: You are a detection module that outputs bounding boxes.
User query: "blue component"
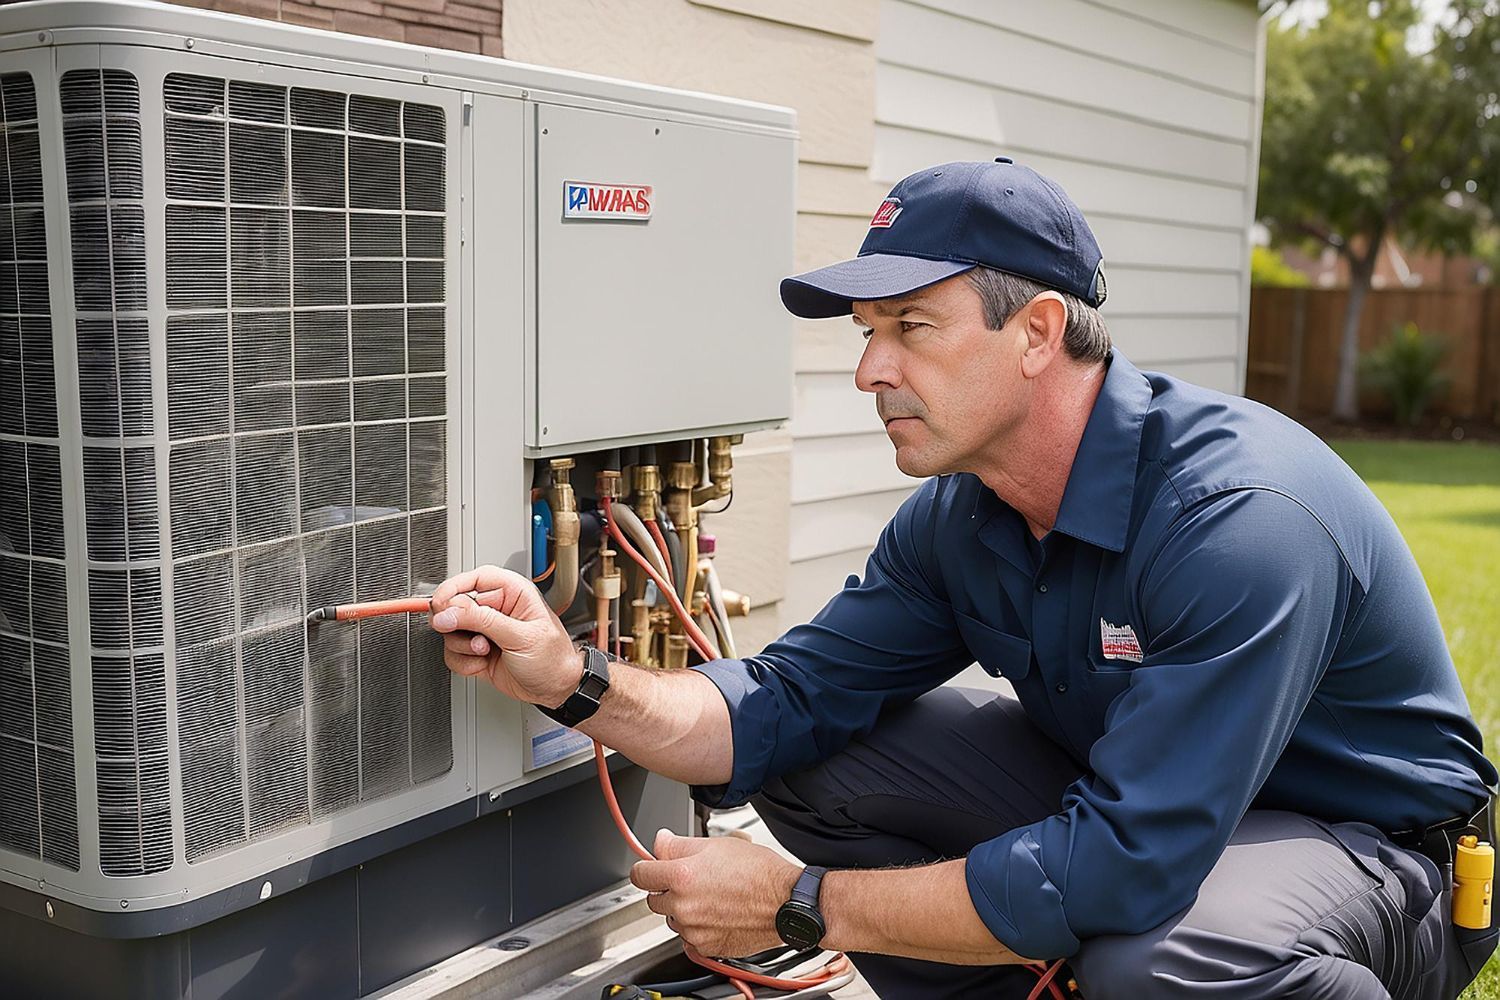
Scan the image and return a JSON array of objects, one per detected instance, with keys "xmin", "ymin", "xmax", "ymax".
[{"xmin": 532, "ymin": 500, "xmax": 552, "ymax": 578}]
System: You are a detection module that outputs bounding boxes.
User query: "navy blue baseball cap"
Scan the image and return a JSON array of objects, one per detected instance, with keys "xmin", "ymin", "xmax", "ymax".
[{"xmin": 779, "ymin": 158, "xmax": 1107, "ymax": 319}]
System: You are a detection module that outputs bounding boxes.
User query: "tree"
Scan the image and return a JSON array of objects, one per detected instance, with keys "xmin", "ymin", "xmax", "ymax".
[{"xmin": 1257, "ymin": 0, "xmax": 1500, "ymax": 420}]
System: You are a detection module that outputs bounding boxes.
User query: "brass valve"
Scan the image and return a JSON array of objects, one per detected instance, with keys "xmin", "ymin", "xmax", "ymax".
[{"xmin": 633, "ymin": 463, "xmax": 662, "ymax": 520}]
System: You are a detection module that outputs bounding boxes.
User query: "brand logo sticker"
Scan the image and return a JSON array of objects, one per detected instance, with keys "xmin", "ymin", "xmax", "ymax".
[
  {"xmin": 1100, "ymin": 619, "xmax": 1143, "ymax": 663},
  {"xmin": 563, "ymin": 181, "xmax": 653, "ymax": 221}
]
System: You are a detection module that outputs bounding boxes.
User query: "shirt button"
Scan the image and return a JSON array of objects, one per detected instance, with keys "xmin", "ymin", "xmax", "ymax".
[
  {"xmin": 1036, "ymin": 583, "xmax": 1048, "ymax": 593},
  {"xmin": 1055, "ymin": 682, "xmax": 1068, "ymax": 694}
]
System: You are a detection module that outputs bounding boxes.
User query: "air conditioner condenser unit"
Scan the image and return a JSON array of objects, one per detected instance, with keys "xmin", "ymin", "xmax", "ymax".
[{"xmin": 0, "ymin": 2, "xmax": 795, "ymax": 996}]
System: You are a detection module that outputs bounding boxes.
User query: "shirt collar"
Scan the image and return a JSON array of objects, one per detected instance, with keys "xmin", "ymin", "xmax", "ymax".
[{"xmin": 1050, "ymin": 351, "xmax": 1152, "ymax": 553}]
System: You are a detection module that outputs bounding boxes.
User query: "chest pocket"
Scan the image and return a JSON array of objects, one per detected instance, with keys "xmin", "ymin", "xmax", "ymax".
[{"xmin": 955, "ymin": 611, "xmax": 1032, "ymax": 680}]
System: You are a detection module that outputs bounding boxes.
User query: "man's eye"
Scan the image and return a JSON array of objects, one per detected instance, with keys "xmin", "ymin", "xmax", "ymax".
[{"xmin": 900, "ymin": 321, "xmax": 928, "ymax": 333}]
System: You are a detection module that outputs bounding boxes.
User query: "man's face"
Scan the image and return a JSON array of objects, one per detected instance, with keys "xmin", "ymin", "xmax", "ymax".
[{"xmin": 851, "ymin": 274, "xmax": 1029, "ymax": 478}]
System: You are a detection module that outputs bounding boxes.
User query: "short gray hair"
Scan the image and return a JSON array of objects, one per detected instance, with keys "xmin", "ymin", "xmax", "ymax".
[{"xmin": 965, "ymin": 266, "xmax": 1111, "ymax": 365}]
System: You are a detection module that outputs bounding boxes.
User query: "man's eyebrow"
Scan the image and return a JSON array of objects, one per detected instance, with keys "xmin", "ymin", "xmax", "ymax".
[{"xmin": 871, "ymin": 297, "xmax": 933, "ymax": 317}]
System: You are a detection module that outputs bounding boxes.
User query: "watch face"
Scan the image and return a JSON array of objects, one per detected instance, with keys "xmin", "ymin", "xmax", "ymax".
[{"xmin": 775, "ymin": 902, "xmax": 825, "ymax": 949}]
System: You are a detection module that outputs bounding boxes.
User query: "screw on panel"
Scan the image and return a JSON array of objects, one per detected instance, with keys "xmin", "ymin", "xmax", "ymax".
[
  {"xmin": 496, "ymin": 937, "xmax": 530, "ymax": 951},
  {"xmin": 36, "ymin": 32, "xmax": 47, "ymax": 43},
  {"xmin": 542, "ymin": 426, "xmax": 549, "ymax": 435},
  {"xmin": 120, "ymin": 900, "xmax": 129, "ymax": 909},
  {"xmin": 521, "ymin": 90, "xmax": 530, "ymax": 99},
  {"xmin": 185, "ymin": 38, "xmax": 195, "ymax": 49},
  {"xmin": 488, "ymin": 788, "xmax": 501, "ymax": 801},
  {"xmin": 260, "ymin": 881, "xmax": 273, "ymax": 901},
  {"xmin": 423, "ymin": 74, "xmax": 431, "ymax": 83},
  {"xmin": 541, "ymin": 128, "xmax": 548, "ymax": 135},
  {"xmin": 45, "ymin": 901, "xmax": 54, "ymax": 919}
]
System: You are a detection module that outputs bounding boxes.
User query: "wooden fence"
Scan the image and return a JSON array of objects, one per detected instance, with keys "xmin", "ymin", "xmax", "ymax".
[{"xmin": 1246, "ymin": 286, "xmax": 1500, "ymax": 425}]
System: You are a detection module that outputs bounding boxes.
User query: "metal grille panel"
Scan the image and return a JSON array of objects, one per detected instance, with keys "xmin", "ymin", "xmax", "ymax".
[
  {"xmin": 63, "ymin": 68, "xmax": 172, "ymax": 878},
  {"xmin": 0, "ymin": 72, "xmax": 79, "ymax": 872},
  {"xmin": 163, "ymin": 74, "xmax": 452, "ymax": 863}
]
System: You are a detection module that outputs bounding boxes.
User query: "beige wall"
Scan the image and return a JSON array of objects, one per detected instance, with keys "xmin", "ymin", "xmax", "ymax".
[{"xmin": 503, "ymin": 0, "xmax": 1265, "ymax": 647}]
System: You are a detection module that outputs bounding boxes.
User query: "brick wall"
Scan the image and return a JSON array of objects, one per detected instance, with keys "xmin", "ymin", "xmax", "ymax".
[{"xmin": 166, "ymin": 0, "xmax": 502, "ymax": 56}]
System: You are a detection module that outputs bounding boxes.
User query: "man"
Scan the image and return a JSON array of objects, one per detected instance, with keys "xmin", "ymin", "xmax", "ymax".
[{"xmin": 430, "ymin": 160, "xmax": 1498, "ymax": 998}]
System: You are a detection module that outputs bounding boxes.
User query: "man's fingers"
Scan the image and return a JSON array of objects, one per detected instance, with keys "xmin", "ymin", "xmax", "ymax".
[
  {"xmin": 443, "ymin": 631, "xmax": 491, "ymax": 657},
  {"xmin": 430, "ymin": 593, "xmax": 524, "ymax": 647},
  {"xmin": 444, "ymin": 650, "xmax": 491, "ymax": 677},
  {"xmin": 630, "ymin": 859, "xmax": 679, "ymax": 893},
  {"xmin": 654, "ymin": 829, "xmax": 714, "ymax": 861},
  {"xmin": 644, "ymin": 891, "xmax": 673, "ymax": 917},
  {"xmin": 431, "ymin": 565, "xmax": 536, "ymax": 612}
]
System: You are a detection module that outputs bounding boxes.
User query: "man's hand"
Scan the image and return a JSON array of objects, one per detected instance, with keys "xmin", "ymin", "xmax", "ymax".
[
  {"xmin": 428, "ymin": 565, "xmax": 581, "ymax": 709},
  {"xmin": 631, "ymin": 829, "xmax": 801, "ymax": 959}
]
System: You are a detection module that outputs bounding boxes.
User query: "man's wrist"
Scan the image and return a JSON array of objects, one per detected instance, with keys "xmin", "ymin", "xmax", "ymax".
[{"xmin": 538, "ymin": 643, "xmax": 589, "ymax": 710}]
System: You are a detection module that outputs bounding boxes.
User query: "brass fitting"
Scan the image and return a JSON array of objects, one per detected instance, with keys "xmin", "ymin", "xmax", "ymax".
[
  {"xmin": 633, "ymin": 463, "xmax": 661, "ymax": 521},
  {"xmin": 663, "ymin": 633, "xmax": 689, "ymax": 670},
  {"xmin": 692, "ymin": 436, "xmax": 734, "ymax": 506},
  {"xmin": 594, "ymin": 545, "xmax": 622, "ymax": 601},
  {"xmin": 545, "ymin": 459, "xmax": 581, "ymax": 614},
  {"xmin": 630, "ymin": 599, "xmax": 654, "ymax": 668},
  {"xmin": 719, "ymin": 588, "xmax": 752, "ymax": 617},
  {"xmin": 597, "ymin": 468, "xmax": 623, "ymax": 501},
  {"xmin": 667, "ymin": 460, "xmax": 699, "ymax": 492}
]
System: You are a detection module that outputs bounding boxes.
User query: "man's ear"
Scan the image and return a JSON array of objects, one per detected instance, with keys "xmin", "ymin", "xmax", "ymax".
[{"xmin": 1019, "ymin": 292, "xmax": 1067, "ymax": 379}]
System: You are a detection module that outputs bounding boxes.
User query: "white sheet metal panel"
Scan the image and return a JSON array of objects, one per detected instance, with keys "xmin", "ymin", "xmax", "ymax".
[{"xmin": 533, "ymin": 103, "xmax": 794, "ymax": 450}]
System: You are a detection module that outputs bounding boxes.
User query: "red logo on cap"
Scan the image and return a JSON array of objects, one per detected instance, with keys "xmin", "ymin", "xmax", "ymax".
[{"xmin": 870, "ymin": 198, "xmax": 902, "ymax": 228}]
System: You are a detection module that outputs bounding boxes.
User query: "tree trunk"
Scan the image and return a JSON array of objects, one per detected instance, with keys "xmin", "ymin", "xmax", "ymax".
[{"xmin": 1332, "ymin": 252, "xmax": 1377, "ymax": 422}]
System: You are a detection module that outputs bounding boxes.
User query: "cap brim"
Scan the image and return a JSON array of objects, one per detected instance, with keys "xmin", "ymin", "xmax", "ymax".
[{"xmin": 779, "ymin": 254, "xmax": 975, "ymax": 319}]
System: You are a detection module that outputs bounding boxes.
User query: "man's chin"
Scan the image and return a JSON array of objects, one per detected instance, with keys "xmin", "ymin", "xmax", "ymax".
[{"xmin": 892, "ymin": 444, "xmax": 939, "ymax": 479}]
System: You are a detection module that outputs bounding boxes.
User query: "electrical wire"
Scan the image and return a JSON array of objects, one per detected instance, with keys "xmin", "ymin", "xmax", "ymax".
[
  {"xmin": 1026, "ymin": 959, "xmax": 1068, "ymax": 1000},
  {"xmin": 592, "ymin": 495, "xmax": 855, "ymax": 998},
  {"xmin": 603, "ymin": 497, "xmax": 717, "ymax": 659},
  {"xmin": 646, "ymin": 517, "xmax": 677, "ymax": 590},
  {"xmin": 701, "ymin": 560, "xmax": 737, "ymax": 659},
  {"xmin": 612, "ymin": 501, "xmax": 672, "ymax": 585}
]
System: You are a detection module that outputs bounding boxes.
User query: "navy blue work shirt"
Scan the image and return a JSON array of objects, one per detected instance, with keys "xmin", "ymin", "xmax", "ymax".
[{"xmin": 690, "ymin": 351, "xmax": 1495, "ymax": 960}]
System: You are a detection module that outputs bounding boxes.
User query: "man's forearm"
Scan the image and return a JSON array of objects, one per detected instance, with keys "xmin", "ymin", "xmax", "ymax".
[
  {"xmin": 575, "ymin": 658, "xmax": 735, "ymax": 788},
  {"xmin": 821, "ymin": 858, "xmax": 1034, "ymax": 966}
]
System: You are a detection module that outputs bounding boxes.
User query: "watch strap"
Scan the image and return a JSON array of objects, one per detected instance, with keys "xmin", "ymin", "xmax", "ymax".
[
  {"xmin": 790, "ymin": 865, "xmax": 827, "ymax": 908},
  {"xmin": 537, "ymin": 644, "xmax": 611, "ymax": 728}
]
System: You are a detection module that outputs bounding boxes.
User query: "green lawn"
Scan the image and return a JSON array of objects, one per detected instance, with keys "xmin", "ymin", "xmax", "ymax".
[{"xmin": 1330, "ymin": 439, "xmax": 1500, "ymax": 998}]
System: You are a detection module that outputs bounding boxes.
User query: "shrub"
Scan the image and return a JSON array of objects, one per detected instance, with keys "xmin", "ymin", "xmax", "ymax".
[{"xmin": 1360, "ymin": 322, "xmax": 1451, "ymax": 427}]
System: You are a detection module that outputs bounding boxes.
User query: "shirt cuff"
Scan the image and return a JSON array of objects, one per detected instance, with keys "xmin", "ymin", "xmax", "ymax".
[
  {"xmin": 687, "ymin": 658, "xmax": 778, "ymax": 808},
  {"xmin": 966, "ymin": 826, "xmax": 1081, "ymax": 960}
]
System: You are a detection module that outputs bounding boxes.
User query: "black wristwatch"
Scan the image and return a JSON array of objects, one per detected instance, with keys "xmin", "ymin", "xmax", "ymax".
[
  {"xmin": 537, "ymin": 645, "xmax": 611, "ymax": 728},
  {"xmin": 775, "ymin": 865, "xmax": 828, "ymax": 950}
]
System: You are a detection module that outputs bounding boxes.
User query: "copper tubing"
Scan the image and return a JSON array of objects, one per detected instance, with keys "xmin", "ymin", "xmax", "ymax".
[
  {"xmin": 307, "ymin": 588, "xmax": 505, "ymax": 624},
  {"xmin": 307, "ymin": 597, "xmax": 433, "ymax": 623}
]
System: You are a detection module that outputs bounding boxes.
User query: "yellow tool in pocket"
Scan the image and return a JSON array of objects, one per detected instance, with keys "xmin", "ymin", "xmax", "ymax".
[{"xmin": 1453, "ymin": 835, "xmax": 1494, "ymax": 930}]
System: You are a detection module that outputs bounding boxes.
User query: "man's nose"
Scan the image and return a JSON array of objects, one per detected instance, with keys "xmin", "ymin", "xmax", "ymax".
[{"xmin": 854, "ymin": 332, "xmax": 900, "ymax": 394}]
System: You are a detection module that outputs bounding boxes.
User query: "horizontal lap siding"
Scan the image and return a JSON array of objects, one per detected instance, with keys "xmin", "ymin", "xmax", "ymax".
[{"xmin": 780, "ymin": 0, "xmax": 1261, "ymax": 627}]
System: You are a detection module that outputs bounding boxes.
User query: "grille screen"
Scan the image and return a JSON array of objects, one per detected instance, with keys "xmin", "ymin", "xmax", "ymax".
[
  {"xmin": 0, "ymin": 73, "xmax": 80, "ymax": 872},
  {"xmin": 163, "ymin": 75, "xmax": 452, "ymax": 863},
  {"xmin": 63, "ymin": 68, "xmax": 172, "ymax": 877}
]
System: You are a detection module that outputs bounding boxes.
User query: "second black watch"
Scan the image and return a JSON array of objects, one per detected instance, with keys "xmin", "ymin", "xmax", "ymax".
[
  {"xmin": 775, "ymin": 865, "xmax": 828, "ymax": 950},
  {"xmin": 537, "ymin": 644, "xmax": 610, "ymax": 728}
]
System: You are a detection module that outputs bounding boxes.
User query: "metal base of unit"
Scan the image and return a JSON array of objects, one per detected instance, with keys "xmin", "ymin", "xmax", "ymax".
[{"xmin": 0, "ymin": 762, "xmax": 690, "ymax": 1000}]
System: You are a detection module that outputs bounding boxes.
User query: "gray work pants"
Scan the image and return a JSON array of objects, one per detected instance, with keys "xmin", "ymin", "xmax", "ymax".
[{"xmin": 751, "ymin": 688, "xmax": 1498, "ymax": 999}]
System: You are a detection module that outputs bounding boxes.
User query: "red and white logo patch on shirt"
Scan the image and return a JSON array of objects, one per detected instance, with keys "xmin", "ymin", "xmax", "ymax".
[
  {"xmin": 869, "ymin": 197, "xmax": 902, "ymax": 228},
  {"xmin": 1100, "ymin": 619, "xmax": 1143, "ymax": 663}
]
